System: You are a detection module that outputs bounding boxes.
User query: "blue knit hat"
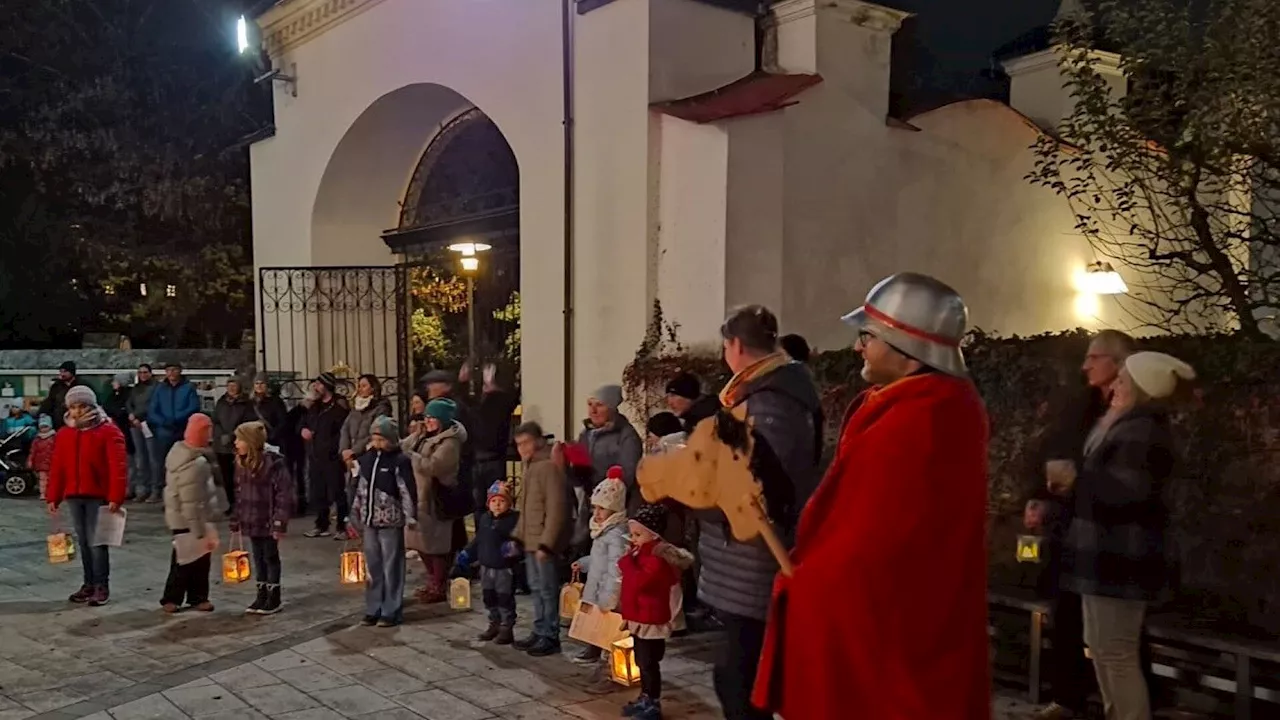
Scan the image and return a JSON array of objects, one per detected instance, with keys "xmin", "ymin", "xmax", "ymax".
[
  {"xmin": 37, "ymin": 414, "xmax": 52, "ymax": 429},
  {"xmin": 425, "ymin": 398, "xmax": 457, "ymax": 426},
  {"xmin": 370, "ymin": 415, "xmax": 398, "ymax": 439}
]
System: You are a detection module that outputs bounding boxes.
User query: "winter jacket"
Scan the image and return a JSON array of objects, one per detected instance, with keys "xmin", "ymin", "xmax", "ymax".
[
  {"xmin": 3, "ymin": 413, "xmax": 36, "ymax": 441},
  {"xmin": 212, "ymin": 393, "xmax": 254, "ymax": 455},
  {"xmin": 29, "ymin": 432, "xmax": 55, "ymax": 473},
  {"xmin": 281, "ymin": 403, "xmax": 308, "ymax": 460},
  {"xmin": 402, "ymin": 423, "xmax": 464, "ymax": 554},
  {"xmin": 126, "ymin": 377, "xmax": 157, "ymax": 423},
  {"xmin": 475, "ymin": 388, "xmax": 520, "ymax": 459},
  {"xmin": 163, "ymin": 442, "xmax": 214, "ymax": 539},
  {"xmin": 103, "ymin": 388, "xmax": 134, "ymax": 454},
  {"xmin": 618, "ymin": 540, "xmax": 693, "ymax": 626},
  {"xmin": 251, "ymin": 393, "xmax": 289, "ymax": 448},
  {"xmin": 340, "ymin": 396, "xmax": 393, "ymax": 459},
  {"xmin": 464, "ymin": 510, "xmax": 520, "ymax": 569},
  {"xmin": 577, "ymin": 521, "xmax": 629, "ymax": 610},
  {"xmin": 38, "ymin": 378, "xmax": 88, "ymax": 429},
  {"xmin": 351, "ymin": 448, "xmax": 417, "ymax": 530},
  {"xmin": 46, "ymin": 413, "xmax": 128, "ymax": 505},
  {"xmin": 302, "ymin": 395, "xmax": 348, "ymax": 462},
  {"xmin": 1062, "ymin": 405, "xmax": 1173, "ymax": 602},
  {"xmin": 149, "ymin": 379, "xmax": 200, "ymax": 440},
  {"xmin": 230, "ymin": 451, "xmax": 294, "ymax": 537},
  {"xmin": 511, "ymin": 447, "xmax": 571, "ymax": 555},
  {"xmin": 574, "ymin": 416, "xmax": 644, "ymax": 545},
  {"xmin": 677, "ymin": 394, "xmax": 720, "ymax": 436}
]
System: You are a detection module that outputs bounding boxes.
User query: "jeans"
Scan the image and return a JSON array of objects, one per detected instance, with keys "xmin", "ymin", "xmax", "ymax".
[
  {"xmin": 481, "ymin": 566, "xmax": 516, "ymax": 627},
  {"xmin": 713, "ymin": 610, "xmax": 772, "ymax": 720},
  {"xmin": 525, "ymin": 553, "xmax": 560, "ymax": 640},
  {"xmin": 1083, "ymin": 594, "xmax": 1151, "ymax": 720},
  {"xmin": 250, "ymin": 537, "xmax": 282, "ymax": 584},
  {"xmin": 161, "ymin": 532, "xmax": 210, "ymax": 606},
  {"xmin": 364, "ymin": 527, "xmax": 406, "ymax": 622},
  {"xmin": 130, "ymin": 428, "xmax": 160, "ymax": 495},
  {"xmin": 634, "ymin": 637, "xmax": 667, "ymax": 700},
  {"xmin": 66, "ymin": 499, "xmax": 110, "ymax": 587},
  {"xmin": 154, "ymin": 431, "xmax": 181, "ymax": 492}
]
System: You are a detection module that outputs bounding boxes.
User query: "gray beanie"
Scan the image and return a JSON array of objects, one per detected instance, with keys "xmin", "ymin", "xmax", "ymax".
[
  {"xmin": 65, "ymin": 385, "xmax": 98, "ymax": 408},
  {"xmin": 590, "ymin": 384, "xmax": 623, "ymax": 411}
]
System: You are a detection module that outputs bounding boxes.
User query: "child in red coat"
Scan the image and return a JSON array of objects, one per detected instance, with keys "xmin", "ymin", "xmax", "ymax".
[
  {"xmin": 28, "ymin": 415, "xmax": 56, "ymax": 499},
  {"xmin": 617, "ymin": 503, "xmax": 693, "ymax": 719}
]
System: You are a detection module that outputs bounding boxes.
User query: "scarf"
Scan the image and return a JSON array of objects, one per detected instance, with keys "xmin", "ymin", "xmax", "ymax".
[
  {"xmin": 35, "ymin": 428, "xmax": 55, "ymax": 440},
  {"xmin": 353, "ymin": 395, "xmax": 373, "ymax": 412},
  {"xmin": 718, "ymin": 351, "xmax": 792, "ymax": 408},
  {"xmin": 590, "ymin": 510, "xmax": 628, "ymax": 539},
  {"xmin": 66, "ymin": 406, "xmax": 108, "ymax": 430}
]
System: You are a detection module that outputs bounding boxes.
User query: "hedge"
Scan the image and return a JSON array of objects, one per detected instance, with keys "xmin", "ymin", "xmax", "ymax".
[{"xmin": 623, "ymin": 330, "xmax": 1280, "ymax": 633}]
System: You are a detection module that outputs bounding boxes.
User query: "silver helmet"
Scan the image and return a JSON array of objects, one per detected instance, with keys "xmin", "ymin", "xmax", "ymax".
[{"xmin": 841, "ymin": 272, "xmax": 969, "ymax": 376}]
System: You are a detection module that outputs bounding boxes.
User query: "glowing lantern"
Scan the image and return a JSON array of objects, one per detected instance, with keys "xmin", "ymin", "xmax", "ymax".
[
  {"xmin": 222, "ymin": 535, "xmax": 252, "ymax": 583},
  {"xmin": 1016, "ymin": 535, "xmax": 1043, "ymax": 564},
  {"xmin": 609, "ymin": 636, "xmax": 642, "ymax": 687},
  {"xmin": 559, "ymin": 569, "xmax": 583, "ymax": 623},
  {"xmin": 449, "ymin": 577, "xmax": 472, "ymax": 610},
  {"xmin": 341, "ymin": 548, "xmax": 367, "ymax": 585},
  {"xmin": 47, "ymin": 532, "xmax": 74, "ymax": 564}
]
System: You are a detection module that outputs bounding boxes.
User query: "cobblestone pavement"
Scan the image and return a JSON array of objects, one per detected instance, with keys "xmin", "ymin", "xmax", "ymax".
[{"xmin": 0, "ymin": 497, "xmax": 1038, "ymax": 719}]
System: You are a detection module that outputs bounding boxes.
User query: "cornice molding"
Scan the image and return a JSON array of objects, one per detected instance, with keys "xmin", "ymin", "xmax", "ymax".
[
  {"xmin": 771, "ymin": 0, "xmax": 910, "ymax": 32},
  {"xmin": 1002, "ymin": 45, "xmax": 1125, "ymax": 78},
  {"xmin": 256, "ymin": 0, "xmax": 390, "ymax": 59}
]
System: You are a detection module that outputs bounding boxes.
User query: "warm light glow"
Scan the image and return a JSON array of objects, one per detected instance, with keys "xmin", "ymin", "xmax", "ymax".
[
  {"xmin": 1081, "ymin": 261, "xmax": 1128, "ymax": 295},
  {"xmin": 139, "ymin": 283, "xmax": 148, "ymax": 297},
  {"xmin": 610, "ymin": 637, "xmax": 642, "ymax": 686},
  {"xmin": 237, "ymin": 16, "xmax": 250, "ymax": 54},
  {"xmin": 460, "ymin": 257, "xmax": 479, "ymax": 272},
  {"xmin": 1073, "ymin": 292, "xmax": 1101, "ymax": 322},
  {"xmin": 446, "ymin": 242, "xmax": 492, "ymax": 256},
  {"xmin": 165, "ymin": 284, "xmax": 177, "ymax": 298}
]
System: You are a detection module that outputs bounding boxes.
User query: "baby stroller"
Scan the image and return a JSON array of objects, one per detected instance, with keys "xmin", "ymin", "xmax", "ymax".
[{"xmin": 0, "ymin": 428, "xmax": 37, "ymax": 497}]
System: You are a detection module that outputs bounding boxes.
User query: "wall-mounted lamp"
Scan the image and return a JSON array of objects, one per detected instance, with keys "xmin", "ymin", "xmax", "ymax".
[
  {"xmin": 238, "ymin": 15, "xmax": 297, "ymax": 97},
  {"xmin": 1082, "ymin": 261, "xmax": 1128, "ymax": 295}
]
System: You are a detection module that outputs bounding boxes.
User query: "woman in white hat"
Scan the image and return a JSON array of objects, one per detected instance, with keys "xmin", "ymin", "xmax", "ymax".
[{"xmin": 1056, "ymin": 351, "xmax": 1195, "ymax": 720}]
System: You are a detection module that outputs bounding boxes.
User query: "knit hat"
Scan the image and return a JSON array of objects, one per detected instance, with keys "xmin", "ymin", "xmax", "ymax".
[
  {"xmin": 420, "ymin": 369, "xmax": 454, "ymax": 386},
  {"xmin": 254, "ymin": 372, "xmax": 270, "ymax": 384},
  {"xmin": 315, "ymin": 372, "xmax": 337, "ymax": 392},
  {"xmin": 1125, "ymin": 352, "xmax": 1196, "ymax": 400},
  {"xmin": 234, "ymin": 421, "xmax": 267, "ymax": 450},
  {"xmin": 58, "ymin": 361, "xmax": 76, "ymax": 374},
  {"xmin": 590, "ymin": 475, "xmax": 627, "ymax": 513},
  {"xmin": 630, "ymin": 503, "xmax": 668, "ymax": 536},
  {"xmin": 184, "ymin": 413, "xmax": 213, "ymax": 448},
  {"xmin": 590, "ymin": 385, "xmax": 623, "ymax": 411},
  {"xmin": 664, "ymin": 373, "xmax": 701, "ymax": 401},
  {"xmin": 112, "ymin": 372, "xmax": 133, "ymax": 386},
  {"xmin": 64, "ymin": 385, "xmax": 97, "ymax": 408},
  {"xmin": 487, "ymin": 480, "xmax": 512, "ymax": 503},
  {"xmin": 646, "ymin": 412, "xmax": 683, "ymax": 439},
  {"xmin": 425, "ymin": 398, "xmax": 457, "ymax": 426},
  {"xmin": 37, "ymin": 414, "xmax": 52, "ymax": 429},
  {"xmin": 370, "ymin": 414, "xmax": 398, "ymax": 439}
]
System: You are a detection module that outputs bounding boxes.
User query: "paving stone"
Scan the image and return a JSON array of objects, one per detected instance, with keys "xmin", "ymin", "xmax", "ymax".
[
  {"xmin": 273, "ymin": 664, "xmax": 357, "ymax": 693},
  {"xmin": 107, "ymin": 693, "xmax": 192, "ymax": 720},
  {"xmin": 253, "ymin": 650, "xmax": 314, "ymax": 672},
  {"xmin": 397, "ymin": 689, "xmax": 493, "ymax": 720},
  {"xmin": 364, "ymin": 647, "xmax": 469, "ymax": 684},
  {"xmin": 492, "ymin": 701, "xmax": 575, "ymax": 719},
  {"xmin": 209, "ymin": 663, "xmax": 282, "ymax": 690},
  {"xmin": 439, "ymin": 676, "xmax": 531, "ymax": 709},
  {"xmin": 271, "ymin": 709, "xmax": 348, "ymax": 720},
  {"xmin": 309, "ymin": 684, "xmax": 399, "ymax": 716},
  {"xmin": 234, "ymin": 683, "xmax": 320, "ymax": 716},
  {"xmin": 162, "ymin": 682, "xmax": 249, "ymax": 717},
  {"xmin": 349, "ymin": 668, "xmax": 429, "ymax": 697}
]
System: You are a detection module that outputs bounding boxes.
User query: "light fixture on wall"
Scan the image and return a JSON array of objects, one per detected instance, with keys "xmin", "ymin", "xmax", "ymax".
[
  {"xmin": 1082, "ymin": 261, "xmax": 1128, "ymax": 295},
  {"xmin": 237, "ymin": 14, "xmax": 298, "ymax": 97},
  {"xmin": 447, "ymin": 241, "xmax": 492, "ymax": 394}
]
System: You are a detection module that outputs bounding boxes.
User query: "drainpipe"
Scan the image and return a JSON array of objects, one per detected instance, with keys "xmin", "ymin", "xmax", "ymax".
[{"xmin": 561, "ymin": 0, "xmax": 576, "ymax": 441}]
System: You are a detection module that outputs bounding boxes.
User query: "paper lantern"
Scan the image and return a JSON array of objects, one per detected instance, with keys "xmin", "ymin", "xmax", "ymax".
[
  {"xmin": 559, "ymin": 570, "xmax": 583, "ymax": 623},
  {"xmin": 449, "ymin": 577, "xmax": 472, "ymax": 610},
  {"xmin": 341, "ymin": 549, "xmax": 367, "ymax": 584},
  {"xmin": 609, "ymin": 636, "xmax": 642, "ymax": 687},
  {"xmin": 222, "ymin": 549, "xmax": 251, "ymax": 584},
  {"xmin": 1016, "ymin": 535, "xmax": 1043, "ymax": 564},
  {"xmin": 47, "ymin": 532, "xmax": 74, "ymax": 564}
]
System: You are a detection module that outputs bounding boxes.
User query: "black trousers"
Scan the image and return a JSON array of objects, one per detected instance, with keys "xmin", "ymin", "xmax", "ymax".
[
  {"xmin": 634, "ymin": 637, "xmax": 666, "ymax": 700},
  {"xmin": 250, "ymin": 536, "xmax": 282, "ymax": 584},
  {"xmin": 216, "ymin": 453, "xmax": 236, "ymax": 509},
  {"xmin": 713, "ymin": 611, "xmax": 772, "ymax": 720},
  {"xmin": 310, "ymin": 458, "xmax": 348, "ymax": 532},
  {"xmin": 160, "ymin": 532, "xmax": 210, "ymax": 606},
  {"xmin": 285, "ymin": 451, "xmax": 307, "ymax": 515}
]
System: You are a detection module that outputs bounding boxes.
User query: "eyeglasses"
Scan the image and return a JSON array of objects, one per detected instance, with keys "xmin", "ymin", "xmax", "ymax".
[{"xmin": 855, "ymin": 330, "xmax": 877, "ymax": 348}]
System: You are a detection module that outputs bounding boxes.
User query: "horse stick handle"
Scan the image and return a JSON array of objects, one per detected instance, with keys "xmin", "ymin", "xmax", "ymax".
[{"xmin": 749, "ymin": 496, "xmax": 794, "ymax": 577}]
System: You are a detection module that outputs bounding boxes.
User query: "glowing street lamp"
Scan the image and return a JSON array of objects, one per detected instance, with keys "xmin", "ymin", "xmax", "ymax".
[
  {"xmin": 1082, "ymin": 261, "xmax": 1128, "ymax": 295},
  {"xmin": 237, "ymin": 16, "xmax": 250, "ymax": 54},
  {"xmin": 447, "ymin": 242, "xmax": 492, "ymax": 392}
]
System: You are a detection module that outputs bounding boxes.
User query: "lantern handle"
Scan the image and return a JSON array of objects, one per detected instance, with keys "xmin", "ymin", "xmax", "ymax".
[{"xmin": 229, "ymin": 532, "xmax": 245, "ymax": 553}]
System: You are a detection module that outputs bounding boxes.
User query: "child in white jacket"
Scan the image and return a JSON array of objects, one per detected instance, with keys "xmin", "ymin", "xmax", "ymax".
[{"xmin": 569, "ymin": 468, "xmax": 629, "ymax": 665}]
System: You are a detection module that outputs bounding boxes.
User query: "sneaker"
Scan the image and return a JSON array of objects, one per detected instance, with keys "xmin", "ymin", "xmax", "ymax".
[
  {"xmin": 513, "ymin": 634, "xmax": 539, "ymax": 650},
  {"xmin": 360, "ymin": 615, "xmax": 379, "ymax": 626},
  {"xmin": 260, "ymin": 585, "xmax": 282, "ymax": 615},
  {"xmin": 88, "ymin": 585, "xmax": 110, "ymax": 607},
  {"xmin": 494, "ymin": 626, "xmax": 515, "ymax": 645},
  {"xmin": 571, "ymin": 645, "xmax": 602, "ymax": 665},
  {"xmin": 1032, "ymin": 703, "xmax": 1076, "ymax": 720},
  {"xmin": 377, "ymin": 618, "xmax": 401, "ymax": 628},
  {"xmin": 526, "ymin": 637, "xmax": 561, "ymax": 657},
  {"xmin": 478, "ymin": 622, "xmax": 501, "ymax": 642},
  {"xmin": 633, "ymin": 697, "xmax": 663, "ymax": 720},
  {"xmin": 332, "ymin": 531, "xmax": 347, "ymax": 541},
  {"xmin": 69, "ymin": 585, "xmax": 93, "ymax": 604},
  {"xmin": 246, "ymin": 584, "xmax": 268, "ymax": 615},
  {"xmin": 304, "ymin": 529, "xmax": 332, "ymax": 538},
  {"xmin": 191, "ymin": 601, "xmax": 215, "ymax": 612},
  {"xmin": 622, "ymin": 695, "xmax": 653, "ymax": 717}
]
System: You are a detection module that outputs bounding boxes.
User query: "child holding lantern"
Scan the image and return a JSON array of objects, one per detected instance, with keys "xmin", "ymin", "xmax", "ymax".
[
  {"xmin": 230, "ymin": 421, "xmax": 294, "ymax": 615},
  {"xmin": 617, "ymin": 503, "xmax": 693, "ymax": 720},
  {"xmin": 568, "ymin": 468, "xmax": 629, "ymax": 666},
  {"xmin": 350, "ymin": 416, "xmax": 417, "ymax": 627},
  {"xmin": 458, "ymin": 480, "xmax": 521, "ymax": 644}
]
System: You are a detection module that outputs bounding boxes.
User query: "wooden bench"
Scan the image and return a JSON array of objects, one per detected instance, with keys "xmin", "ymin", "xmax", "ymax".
[{"xmin": 989, "ymin": 590, "xmax": 1051, "ymax": 704}]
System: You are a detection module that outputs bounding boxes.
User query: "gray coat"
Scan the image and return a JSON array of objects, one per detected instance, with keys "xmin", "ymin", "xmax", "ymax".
[
  {"xmin": 572, "ymin": 416, "xmax": 643, "ymax": 549},
  {"xmin": 576, "ymin": 521, "xmax": 629, "ymax": 610},
  {"xmin": 126, "ymin": 377, "xmax": 157, "ymax": 422},
  {"xmin": 697, "ymin": 360, "xmax": 820, "ymax": 621},
  {"xmin": 340, "ymin": 396, "xmax": 392, "ymax": 459}
]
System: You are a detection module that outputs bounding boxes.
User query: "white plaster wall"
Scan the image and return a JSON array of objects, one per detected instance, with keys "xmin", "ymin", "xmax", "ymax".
[
  {"xmin": 648, "ymin": 0, "xmax": 755, "ymax": 103},
  {"xmin": 1005, "ymin": 49, "xmax": 1128, "ymax": 132},
  {"xmin": 250, "ymin": 0, "xmax": 568, "ymax": 435},
  {"xmin": 725, "ymin": 113, "xmax": 786, "ymax": 318}
]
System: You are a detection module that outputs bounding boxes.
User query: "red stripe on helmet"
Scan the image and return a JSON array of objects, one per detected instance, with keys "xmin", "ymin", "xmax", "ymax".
[{"xmin": 863, "ymin": 304, "xmax": 960, "ymax": 348}]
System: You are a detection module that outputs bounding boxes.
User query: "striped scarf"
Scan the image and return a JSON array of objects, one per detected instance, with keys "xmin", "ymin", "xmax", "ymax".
[{"xmin": 718, "ymin": 352, "xmax": 792, "ymax": 408}]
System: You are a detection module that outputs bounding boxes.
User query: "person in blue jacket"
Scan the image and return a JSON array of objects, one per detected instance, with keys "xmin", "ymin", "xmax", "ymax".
[
  {"xmin": 147, "ymin": 362, "xmax": 200, "ymax": 497},
  {"xmin": 3, "ymin": 405, "xmax": 37, "ymax": 447}
]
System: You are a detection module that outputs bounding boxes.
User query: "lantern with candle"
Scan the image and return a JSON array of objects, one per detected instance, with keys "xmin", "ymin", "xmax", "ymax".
[
  {"xmin": 1016, "ymin": 535, "xmax": 1043, "ymax": 563},
  {"xmin": 341, "ymin": 545, "xmax": 367, "ymax": 584},
  {"xmin": 46, "ymin": 531, "xmax": 74, "ymax": 564},
  {"xmin": 609, "ymin": 636, "xmax": 642, "ymax": 687},
  {"xmin": 222, "ymin": 534, "xmax": 251, "ymax": 583},
  {"xmin": 449, "ymin": 577, "xmax": 472, "ymax": 610}
]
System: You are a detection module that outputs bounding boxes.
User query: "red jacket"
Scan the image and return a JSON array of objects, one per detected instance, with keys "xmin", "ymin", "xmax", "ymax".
[
  {"xmin": 618, "ymin": 540, "xmax": 683, "ymax": 626},
  {"xmin": 47, "ymin": 419, "xmax": 128, "ymax": 505},
  {"xmin": 752, "ymin": 373, "xmax": 991, "ymax": 720},
  {"xmin": 28, "ymin": 434, "xmax": 55, "ymax": 473}
]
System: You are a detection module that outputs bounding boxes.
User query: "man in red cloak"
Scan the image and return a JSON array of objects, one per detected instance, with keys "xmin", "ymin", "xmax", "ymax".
[{"xmin": 752, "ymin": 272, "xmax": 991, "ymax": 719}]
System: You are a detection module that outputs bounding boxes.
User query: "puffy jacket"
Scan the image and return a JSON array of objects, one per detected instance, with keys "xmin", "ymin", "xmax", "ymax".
[
  {"xmin": 512, "ymin": 447, "xmax": 571, "ymax": 555},
  {"xmin": 577, "ymin": 521, "xmax": 629, "ymax": 610},
  {"xmin": 163, "ymin": 442, "xmax": 214, "ymax": 539},
  {"xmin": 351, "ymin": 448, "xmax": 417, "ymax": 530},
  {"xmin": 231, "ymin": 451, "xmax": 294, "ymax": 537},
  {"xmin": 46, "ymin": 415, "xmax": 128, "ymax": 505},
  {"xmin": 149, "ymin": 379, "xmax": 200, "ymax": 437},
  {"xmin": 212, "ymin": 393, "xmax": 255, "ymax": 455},
  {"xmin": 340, "ymin": 396, "xmax": 392, "ymax": 459},
  {"xmin": 3, "ymin": 413, "xmax": 36, "ymax": 441},
  {"xmin": 464, "ymin": 510, "xmax": 520, "ymax": 569},
  {"xmin": 618, "ymin": 540, "xmax": 693, "ymax": 626},
  {"xmin": 126, "ymin": 377, "xmax": 157, "ymax": 422}
]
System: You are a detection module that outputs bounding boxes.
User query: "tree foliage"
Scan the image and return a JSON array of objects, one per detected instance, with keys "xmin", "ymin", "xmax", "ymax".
[
  {"xmin": 1028, "ymin": 0, "xmax": 1280, "ymax": 337},
  {"xmin": 0, "ymin": 0, "xmax": 269, "ymax": 347}
]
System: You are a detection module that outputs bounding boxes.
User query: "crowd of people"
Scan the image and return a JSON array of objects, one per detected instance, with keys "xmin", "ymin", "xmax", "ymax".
[{"xmin": 25, "ymin": 270, "xmax": 1197, "ymax": 720}]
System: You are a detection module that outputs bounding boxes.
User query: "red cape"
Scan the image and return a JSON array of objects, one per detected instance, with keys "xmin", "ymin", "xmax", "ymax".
[{"xmin": 752, "ymin": 373, "xmax": 991, "ymax": 719}]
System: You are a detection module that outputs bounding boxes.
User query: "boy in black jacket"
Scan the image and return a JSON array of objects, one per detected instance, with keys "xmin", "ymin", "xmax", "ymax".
[{"xmin": 459, "ymin": 480, "xmax": 520, "ymax": 644}]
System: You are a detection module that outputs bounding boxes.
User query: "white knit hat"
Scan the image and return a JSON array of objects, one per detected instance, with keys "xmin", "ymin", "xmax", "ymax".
[
  {"xmin": 1125, "ymin": 352, "xmax": 1195, "ymax": 400},
  {"xmin": 65, "ymin": 385, "xmax": 98, "ymax": 408},
  {"xmin": 590, "ymin": 476, "xmax": 627, "ymax": 514}
]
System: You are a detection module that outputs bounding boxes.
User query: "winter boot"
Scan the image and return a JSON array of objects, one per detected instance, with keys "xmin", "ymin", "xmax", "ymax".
[
  {"xmin": 246, "ymin": 584, "xmax": 268, "ymax": 615},
  {"xmin": 260, "ymin": 584, "xmax": 282, "ymax": 615},
  {"xmin": 69, "ymin": 585, "xmax": 93, "ymax": 604},
  {"xmin": 88, "ymin": 585, "xmax": 110, "ymax": 607},
  {"xmin": 494, "ymin": 626, "xmax": 515, "ymax": 645},
  {"xmin": 526, "ymin": 636, "xmax": 561, "ymax": 657},
  {"xmin": 478, "ymin": 622, "xmax": 501, "ymax": 642}
]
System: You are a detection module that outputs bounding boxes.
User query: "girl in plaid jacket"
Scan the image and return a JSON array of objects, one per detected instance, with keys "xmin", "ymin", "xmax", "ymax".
[{"xmin": 230, "ymin": 421, "xmax": 294, "ymax": 615}]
